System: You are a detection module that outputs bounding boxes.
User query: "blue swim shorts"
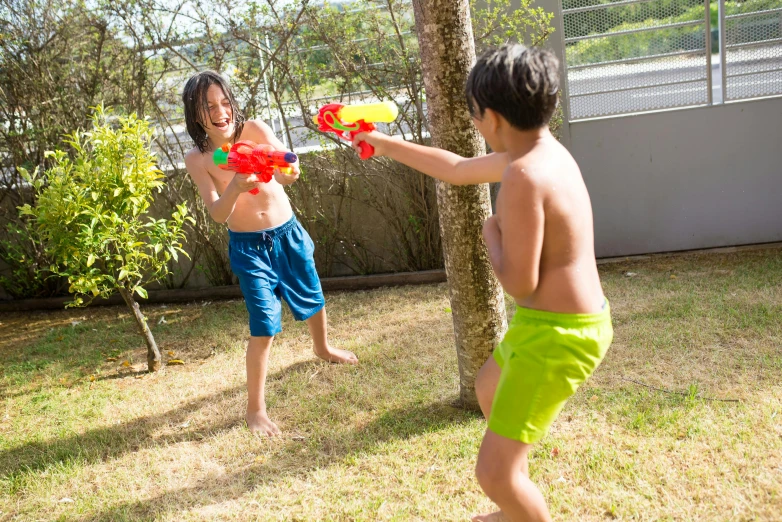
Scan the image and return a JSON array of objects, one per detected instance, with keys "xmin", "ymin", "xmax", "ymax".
[{"xmin": 228, "ymin": 215, "xmax": 325, "ymax": 337}]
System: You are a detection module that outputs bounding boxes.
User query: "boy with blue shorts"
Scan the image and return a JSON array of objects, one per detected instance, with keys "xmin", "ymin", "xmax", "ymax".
[
  {"xmin": 353, "ymin": 45, "xmax": 612, "ymax": 521},
  {"xmin": 182, "ymin": 71, "xmax": 358, "ymax": 437}
]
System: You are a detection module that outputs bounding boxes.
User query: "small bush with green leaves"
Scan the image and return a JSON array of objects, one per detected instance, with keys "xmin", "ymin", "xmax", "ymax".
[{"xmin": 18, "ymin": 107, "xmax": 194, "ymax": 370}]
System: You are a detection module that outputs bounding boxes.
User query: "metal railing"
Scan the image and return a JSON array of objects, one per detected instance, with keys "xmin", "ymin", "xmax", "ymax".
[
  {"xmin": 561, "ymin": 0, "xmax": 713, "ymax": 120},
  {"xmin": 720, "ymin": 0, "xmax": 782, "ymax": 101}
]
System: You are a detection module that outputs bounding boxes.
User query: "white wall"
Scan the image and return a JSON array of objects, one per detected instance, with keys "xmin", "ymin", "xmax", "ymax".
[{"xmin": 570, "ymin": 100, "xmax": 782, "ymax": 256}]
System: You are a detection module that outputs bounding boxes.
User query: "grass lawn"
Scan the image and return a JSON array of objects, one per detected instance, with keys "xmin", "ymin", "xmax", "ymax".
[{"xmin": 1, "ymin": 247, "xmax": 780, "ymax": 521}]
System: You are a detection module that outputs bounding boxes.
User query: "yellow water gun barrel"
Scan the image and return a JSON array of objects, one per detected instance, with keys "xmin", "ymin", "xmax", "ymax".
[{"xmin": 338, "ymin": 101, "xmax": 398, "ymax": 123}]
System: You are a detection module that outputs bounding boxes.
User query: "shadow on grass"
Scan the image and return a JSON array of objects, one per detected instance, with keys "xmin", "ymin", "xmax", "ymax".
[
  {"xmin": 1, "ymin": 285, "xmax": 476, "ymax": 519},
  {"xmin": 0, "ymin": 355, "xmax": 337, "ymax": 480},
  {"xmin": 1, "ymin": 311, "xmax": 479, "ymax": 520},
  {"xmin": 1, "ymin": 381, "xmax": 475, "ymax": 520},
  {"xmin": 0, "ymin": 384, "xmax": 246, "ymax": 481},
  {"xmin": 0, "ymin": 302, "xmax": 239, "ymax": 400},
  {"xmin": 74, "ymin": 400, "xmax": 477, "ymax": 522}
]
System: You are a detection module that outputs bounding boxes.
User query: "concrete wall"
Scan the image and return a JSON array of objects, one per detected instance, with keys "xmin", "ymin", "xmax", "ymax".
[
  {"xmin": 533, "ymin": 0, "xmax": 782, "ymax": 257},
  {"xmin": 570, "ymin": 100, "xmax": 782, "ymax": 256}
]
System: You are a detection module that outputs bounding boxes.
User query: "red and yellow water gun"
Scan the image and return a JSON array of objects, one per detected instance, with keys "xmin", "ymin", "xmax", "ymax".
[
  {"xmin": 213, "ymin": 141, "xmax": 298, "ymax": 195},
  {"xmin": 312, "ymin": 101, "xmax": 398, "ymax": 160}
]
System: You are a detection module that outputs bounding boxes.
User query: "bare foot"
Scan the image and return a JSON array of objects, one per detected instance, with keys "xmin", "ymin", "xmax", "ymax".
[
  {"xmin": 314, "ymin": 345, "xmax": 358, "ymax": 365},
  {"xmin": 246, "ymin": 410, "xmax": 281, "ymax": 437},
  {"xmin": 472, "ymin": 511, "xmax": 508, "ymax": 522}
]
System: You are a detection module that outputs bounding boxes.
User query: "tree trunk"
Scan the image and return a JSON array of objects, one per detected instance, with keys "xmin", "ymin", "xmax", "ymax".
[
  {"xmin": 411, "ymin": 0, "xmax": 508, "ymax": 409},
  {"xmin": 117, "ymin": 286, "xmax": 162, "ymax": 372}
]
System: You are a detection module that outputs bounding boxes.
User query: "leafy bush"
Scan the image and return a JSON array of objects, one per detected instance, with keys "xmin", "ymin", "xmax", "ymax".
[{"xmin": 18, "ymin": 108, "xmax": 192, "ymax": 370}]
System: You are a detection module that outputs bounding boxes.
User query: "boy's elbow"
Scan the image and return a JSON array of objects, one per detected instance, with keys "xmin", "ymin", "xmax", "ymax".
[
  {"xmin": 450, "ymin": 160, "xmax": 472, "ymax": 186},
  {"xmin": 507, "ymin": 285, "xmax": 537, "ymax": 302},
  {"xmin": 207, "ymin": 207, "xmax": 227, "ymax": 224},
  {"xmin": 501, "ymin": 274, "xmax": 538, "ymax": 301},
  {"xmin": 433, "ymin": 167, "xmax": 465, "ymax": 186}
]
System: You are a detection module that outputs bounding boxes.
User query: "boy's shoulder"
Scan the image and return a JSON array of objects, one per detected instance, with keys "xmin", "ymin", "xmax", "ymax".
[
  {"xmin": 241, "ymin": 119, "xmax": 275, "ymax": 140},
  {"xmin": 184, "ymin": 146, "xmax": 206, "ymax": 169},
  {"xmin": 503, "ymin": 140, "xmax": 573, "ymax": 184},
  {"xmin": 185, "ymin": 145, "xmax": 204, "ymax": 159},
  {"xmin": 243, "ymin": 119, "xmax": 264, "ymax": 131},
  {"xmin": 184, "ymin": 146, "xmax": 217, "ymax": 180},
  {"xmin": 501, "ymin": 156, "xmax": 541, "ymax": 189}
]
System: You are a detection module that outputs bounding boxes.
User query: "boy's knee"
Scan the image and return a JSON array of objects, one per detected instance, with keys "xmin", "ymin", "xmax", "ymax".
[
  {"xmin": 247, "ymin": 336, "xmax": 274, "ymax": 351},
  {"xmin": 474, "ymin": 453, "xmax": 510, "ymax": 497},
  {"xmin": 475, "ymin": 373, "xmax": 492, "ymax": 405}
]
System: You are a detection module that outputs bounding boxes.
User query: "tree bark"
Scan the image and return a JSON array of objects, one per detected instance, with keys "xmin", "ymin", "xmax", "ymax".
[
  {"xmin": 117, "ymin": 286, "xmax": 162, "ymax": 372},
  {"xmin": 411, "ymin": 0, "xmax": 508, "ymax": 409}
]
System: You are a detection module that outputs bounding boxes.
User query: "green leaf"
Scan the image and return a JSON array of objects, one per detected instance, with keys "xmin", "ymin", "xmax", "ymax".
[
  {"xmin": 87, "ymin": 254, "xmax": 96, "ymax": 267},
  {"xmin": 135, "ymin": 286, "xmax": 148, "ymax": 299}
]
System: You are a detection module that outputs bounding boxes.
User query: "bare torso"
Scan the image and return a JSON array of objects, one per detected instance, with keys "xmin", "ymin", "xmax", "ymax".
[
  {"xmin": 187, "ymin": 122, "xmax": 293, "ymax": 232},
  {"xmin": 496, "ymin": 139, "xmax": 605, "ymax": 314}
]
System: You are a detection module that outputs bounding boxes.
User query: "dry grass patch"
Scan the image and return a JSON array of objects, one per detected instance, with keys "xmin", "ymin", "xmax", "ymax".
[{"xmin": 1, "ymin": 247, "xmax": 781, "ymax": 521}]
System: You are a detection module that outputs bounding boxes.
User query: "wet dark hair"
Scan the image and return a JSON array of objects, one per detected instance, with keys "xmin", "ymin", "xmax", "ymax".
[
  {"xmin": 182, "ymin": 70, "xmax": 245, "ymax": 153},
  {"xmin": 465, "ymin": 44, "xmax": 560, "ymax": 131}
]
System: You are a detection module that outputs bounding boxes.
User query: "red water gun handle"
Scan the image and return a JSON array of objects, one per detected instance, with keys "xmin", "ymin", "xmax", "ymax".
[{"xmin": 348, "ymin": 122, "xmax": 376, "ymax": 160}]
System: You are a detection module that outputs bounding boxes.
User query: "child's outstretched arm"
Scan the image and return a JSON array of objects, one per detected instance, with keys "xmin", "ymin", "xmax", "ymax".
[{"xmin": 352, "ymin": 131, "xmax": 506, "ymax": 185}]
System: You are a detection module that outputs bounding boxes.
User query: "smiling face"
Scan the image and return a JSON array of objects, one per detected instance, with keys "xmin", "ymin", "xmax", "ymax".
[
  {"xmin": 199, "ymin": 83, "xmax": 235, "ymax": 144},
  {"xmin": 182, "ymin": 71, "xmax": 245, "ymax": 153}
]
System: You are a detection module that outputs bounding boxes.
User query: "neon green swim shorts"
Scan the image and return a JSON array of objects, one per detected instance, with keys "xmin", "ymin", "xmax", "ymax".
[{"xmin": 489, "ymin": 302, "xmax": 613, "ymax": 444}]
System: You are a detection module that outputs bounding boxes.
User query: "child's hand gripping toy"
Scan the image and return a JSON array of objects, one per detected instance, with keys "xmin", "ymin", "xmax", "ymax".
[
  {"xmin": 312, "ymin": 101, "xmax": 398, "ymax": 160},
  {"xmin": 213, "ymin": 141, "xmax": 298, "ymax": 195}
]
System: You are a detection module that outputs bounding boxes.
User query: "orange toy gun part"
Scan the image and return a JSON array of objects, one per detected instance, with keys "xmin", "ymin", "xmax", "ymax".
[{"xmin": 213, "ymin": 141, "xmax": 297, "ymax": 195}]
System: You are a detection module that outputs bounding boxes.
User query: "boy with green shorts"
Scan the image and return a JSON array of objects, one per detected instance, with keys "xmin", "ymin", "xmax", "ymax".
[{"xmin": 352, "ymin": 44, "xmax": 612, "ymax": 521}]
